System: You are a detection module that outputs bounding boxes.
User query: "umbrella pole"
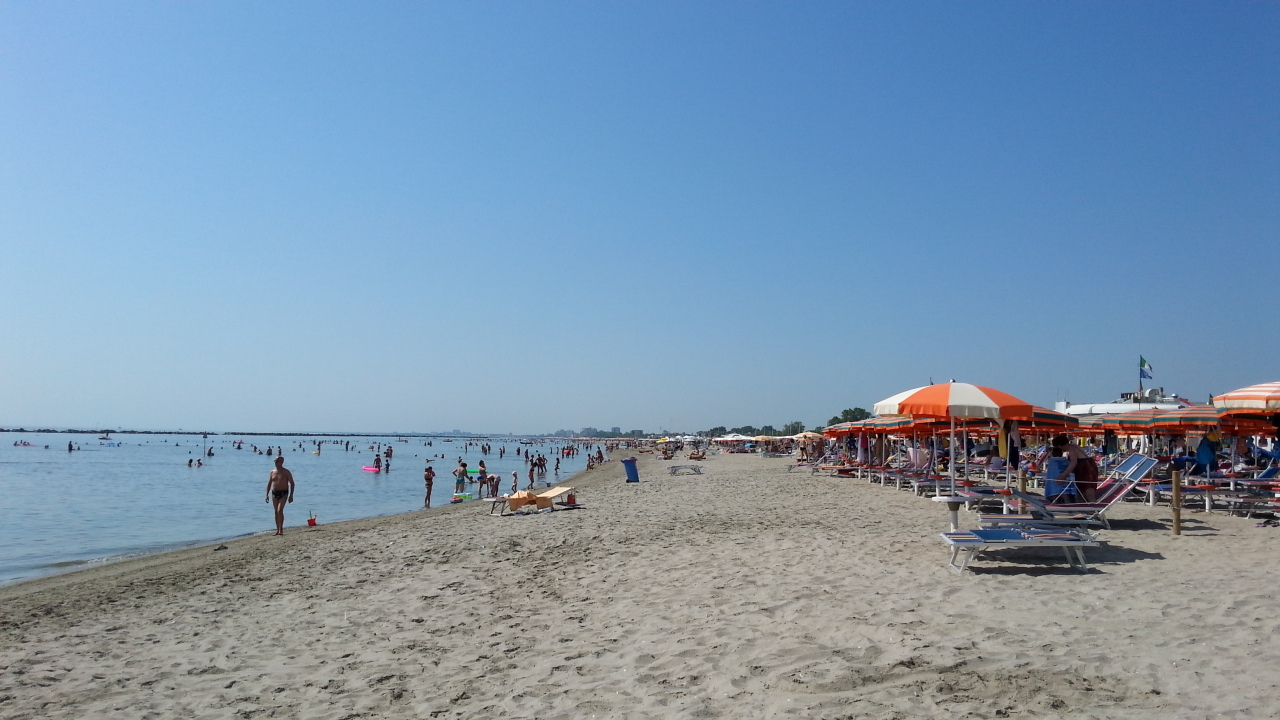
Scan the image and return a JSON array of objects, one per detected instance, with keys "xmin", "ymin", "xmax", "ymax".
[{"xmin": 948, "ymin": 418, "xmax": 956, "ymax": 496}]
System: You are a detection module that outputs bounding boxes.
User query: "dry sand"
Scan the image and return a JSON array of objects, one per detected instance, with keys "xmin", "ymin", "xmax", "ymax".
[{"xmin": 2, "ymin": 451, "xmax": 1278, "ymax": 719}]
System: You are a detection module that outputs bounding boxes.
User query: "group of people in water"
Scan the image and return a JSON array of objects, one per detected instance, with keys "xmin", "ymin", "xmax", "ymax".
[{"xmin": 255, "ymin": 438, "xmax": 620, "ymax": 533}]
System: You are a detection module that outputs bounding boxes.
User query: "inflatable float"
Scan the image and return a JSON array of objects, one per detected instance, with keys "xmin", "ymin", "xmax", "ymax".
[{"xmin": 362, "ymin": 466, "xmax": 381, "ymax": 472}]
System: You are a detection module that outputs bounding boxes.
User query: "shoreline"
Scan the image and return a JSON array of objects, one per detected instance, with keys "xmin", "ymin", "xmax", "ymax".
[{"xmin": 0, "ymin": 449, "xmax": 630, "ymax": 598}]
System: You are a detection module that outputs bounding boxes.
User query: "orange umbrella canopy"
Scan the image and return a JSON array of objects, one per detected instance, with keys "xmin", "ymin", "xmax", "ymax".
[{"xmin": 873, "ymin": 382, "xmax": 1034, "ymax": 420}]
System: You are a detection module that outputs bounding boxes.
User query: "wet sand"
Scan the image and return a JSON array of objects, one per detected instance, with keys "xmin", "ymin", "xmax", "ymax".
[{"xmin": 1, "ymin": 451, "xmax": 1278, "ymax": 719}]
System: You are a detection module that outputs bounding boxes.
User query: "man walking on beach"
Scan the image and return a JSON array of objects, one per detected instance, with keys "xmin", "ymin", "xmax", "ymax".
[{"xmin": 265, "ymin": 456, "xmax": 295, "ymax": 536}]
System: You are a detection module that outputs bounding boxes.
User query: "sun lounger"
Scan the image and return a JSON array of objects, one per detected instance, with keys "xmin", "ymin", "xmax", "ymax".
[
  {"xmin": 668, "ymin": 464, "xmax": 703, "ymax": 476},
  {"xmin": 978, "ymin": 510, "xmax": 1104, "ymax": 529},
  {"xmin": 490, "ymin": 487, "xmax": 579, "ymax": 515},
  {"xmin": 941, "ymin": 528, "xmax": 1099, "ymax": 574}
]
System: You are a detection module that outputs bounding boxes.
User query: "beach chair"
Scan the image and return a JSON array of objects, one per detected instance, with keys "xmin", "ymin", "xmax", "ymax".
[
  {"xmin": 490, "ymin": 487, "xmax": 578, "ymax": 515},
  {"xmin": 667, "ymin": 464, "xmax": 703, "ymax": 476},
  {"xmin": 537, "ymin": 486, "xmax": 578, "ymax": 509},
  {"xmin": 1001, "ymin": 456, "xmax": 1157, "ymax": 529},
  {"xmin": 885, "ymin": 454, "xmax": 933, "ymax": 490},
  {"xmin": 1222, "ymin": 467, "xmax": 1280, "ymax": 517},
  {"xmin": 940, "ymin": 528, "xmax": 1099, "ymax": 574},
  {"xmin": 977, "ymin": 500, "xmax": 1104, "ymax": 530}
]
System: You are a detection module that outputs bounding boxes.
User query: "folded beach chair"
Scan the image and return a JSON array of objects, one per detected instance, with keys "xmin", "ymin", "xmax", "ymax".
[{"xmin": 940, "ymin": 528, "xmax": 1099, "ymax": 574}]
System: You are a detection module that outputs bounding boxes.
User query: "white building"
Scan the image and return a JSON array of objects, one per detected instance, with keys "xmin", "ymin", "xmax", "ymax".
[{"xmin": 1054, "ymin": 387, "xmax": 1191, "ymax": 416}]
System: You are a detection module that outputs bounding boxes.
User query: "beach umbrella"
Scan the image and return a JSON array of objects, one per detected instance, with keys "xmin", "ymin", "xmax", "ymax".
[
  {"xmin": 1025, "ymin": 406, "xmax": 1080, "ymax": 429},
  {"xmin": 873, "ymin": 382, "xmax": 1036, "ymax": 497},
  {"xmin": 1149, "ymin": 406, "xmax": 1223, "ymax": 431},
  {"xmin": 822, "ymin": 422, "xmax": 855, "ymax": 437},
  {"xmin": 1099, "ymin": 409, "xmax": 1163, "ymax": 434},
  {"xmin": 873, "ymin": 383, "xmax": 1034, "ymax": 420},
  {"xmin": 1073, "ymin": 416, "xmax": 1107, "ymax": 436},
  {"xmin": 1213, "ymin": 381, "xmax": 1280, "ymax": 412}
]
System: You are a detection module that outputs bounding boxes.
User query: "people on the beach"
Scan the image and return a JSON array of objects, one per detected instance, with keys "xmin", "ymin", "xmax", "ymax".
[
  {"xmin": 1052, "ymin": 434, "xmax": 1097, "ymax": 502},
  {"xmin": 454, "ymin": 461, "xmax": 468, "ymax": 494},
  {"xmin": 424, "ymin": 464, "xmax": 435, "ymax": 508},
  {"xmin": 265, "ymin": 456, "xmax": 295, "ymax": 536}
]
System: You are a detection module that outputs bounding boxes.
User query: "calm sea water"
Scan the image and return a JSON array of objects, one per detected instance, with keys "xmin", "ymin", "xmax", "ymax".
[{"xmin": 0, "ymin": 432, "xmax": 591, "ymax": 585}]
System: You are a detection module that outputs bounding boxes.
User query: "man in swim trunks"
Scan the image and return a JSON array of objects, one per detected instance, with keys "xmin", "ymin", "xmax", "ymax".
[{"xmin": 265, "ymin": 455, "xmax": 295, "ymax": 536}]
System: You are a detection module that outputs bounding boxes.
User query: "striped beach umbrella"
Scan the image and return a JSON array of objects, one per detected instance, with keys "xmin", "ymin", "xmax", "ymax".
[
  {"xmin": 873, "ymin": 382, "xmax": 1035, "ymax": 420},
  {"xmin": 1073, "ymin": 416, "xmax": 1107, "ymax": 436},
  {"xmin": 1213, "ymin": 381, "xmax": 1280, "ymax": 412},
  {"xmin": 1025, "ymin": 406, "xmax": 1081, "ymax": 429},
  {"xmin": 873, "ymin": 383, "xmax": 1035, "ymax": 498},
  {"xmin": 1149, "ymin": 406, "xmax": 1223, "ymax": 430},
  {"xmin": 1098, "ymin": 409, "xmax": 1164, "ymax": 435}
]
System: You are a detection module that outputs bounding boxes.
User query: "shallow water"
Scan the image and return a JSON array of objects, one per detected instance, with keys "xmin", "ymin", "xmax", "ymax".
[{"xmin": 0, "ymin": 432, "xmax": 590, "ymax": 584}]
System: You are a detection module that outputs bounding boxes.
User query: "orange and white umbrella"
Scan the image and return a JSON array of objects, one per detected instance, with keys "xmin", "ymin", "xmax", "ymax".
[
  {"xmin": 873, "ymin": 382, "xmax": 1035, "ymax": 501},
  {"xmin": 1213, "ymin": 381, "xmax": 1280, "ymax": 413},
  {"xmin": 873, "ymin": 382, "xmax": 1034, "ymax": 420}
]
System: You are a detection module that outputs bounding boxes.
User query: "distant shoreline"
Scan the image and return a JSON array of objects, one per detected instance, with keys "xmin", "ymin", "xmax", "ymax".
[
  {"xmin": 1, "ymin": 428, "xmax": 525, "ymax": 438},
  {"xmin": 0, "ymin": 448, "xmax": 619, "ymax": 589}
]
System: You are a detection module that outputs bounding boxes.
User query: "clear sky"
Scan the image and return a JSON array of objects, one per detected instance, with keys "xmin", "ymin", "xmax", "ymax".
[{"xmin": 1, "ymin": 2, "xmax": 1276, "ymax": 434}]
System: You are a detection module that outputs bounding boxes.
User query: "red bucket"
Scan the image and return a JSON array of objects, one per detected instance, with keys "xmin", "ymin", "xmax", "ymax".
[{"xmin": 307, "ymin": 517, "xmax": 317, "ymax": 527}]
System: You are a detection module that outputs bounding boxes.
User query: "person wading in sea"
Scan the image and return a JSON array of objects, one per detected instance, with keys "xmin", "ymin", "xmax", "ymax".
[
  {"xmin": 265, "ymin": 456, "xmax": 295, "ymax": 536},
  {"xmin": 424, "ymin": 464, "xmax": 435, "ymax": 508}
]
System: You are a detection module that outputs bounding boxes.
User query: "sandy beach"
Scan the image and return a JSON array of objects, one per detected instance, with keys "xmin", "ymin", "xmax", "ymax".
[{"xmin": 2, "ymin": 451, "xmax": 1278, "ymax": 719}]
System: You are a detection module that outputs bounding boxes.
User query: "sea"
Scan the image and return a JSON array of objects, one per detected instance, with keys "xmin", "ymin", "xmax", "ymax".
[{"xmin": 0, "ymin": 432, "xmax": 593, "ymax": 585}]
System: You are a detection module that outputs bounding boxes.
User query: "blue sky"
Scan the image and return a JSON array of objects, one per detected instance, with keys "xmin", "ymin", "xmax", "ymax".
[{"xmin": 1, "ymin": 2, "xmax": 1276, "ymax": 433}]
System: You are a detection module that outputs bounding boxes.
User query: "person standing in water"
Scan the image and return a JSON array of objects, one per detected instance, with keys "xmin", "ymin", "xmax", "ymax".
[
  {"xmin": 454, "ymin": 461, "xmax": 468, "ymax": 494},
  {"xmin": 423, "ymin": 464, "xmax": 435, "ymax": 508},
  {"xmin": 265, "ymin": 456, "xmax": 295, "ymax": 536}
]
